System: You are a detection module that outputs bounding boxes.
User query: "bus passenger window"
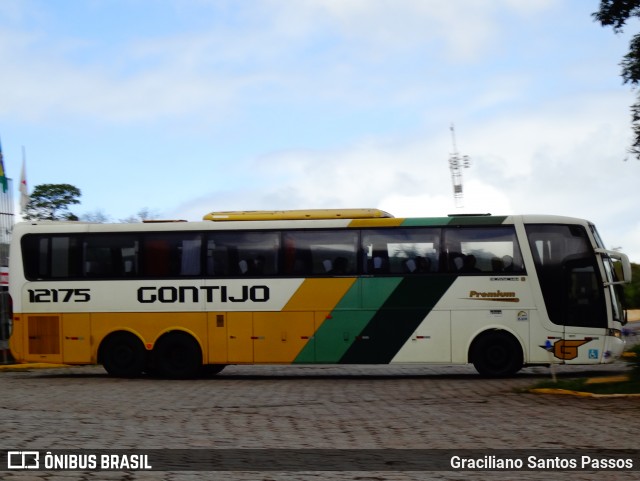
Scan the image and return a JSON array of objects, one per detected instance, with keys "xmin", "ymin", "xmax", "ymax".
[
  {"xmin": 444, "ymin": 227, "xmax": 525, "ymax": 274},
  {"xmin": 362, "ymin": 228, "xmax": 440, "ymax": 275},
  {"xmin": 329, "ymin": 256, "xmax": 349, "ymax": 275},
  {"xmin": 141, "ymin": 234, "xmax": 202, "ymax": 277},
  {"xmin": 206, "ymin": 232, "xmax": 279, "ymax": 277},
  {"xmin": 84, "ymin": 235, "xmax": 139, "ymax": 278},
  {"xmin": 22, "ymin": 235, "xmax": 82, "ymax": 280},
  {"xmin": 283, "ymin": 231, "xmax": 357, "ymax": 276}
]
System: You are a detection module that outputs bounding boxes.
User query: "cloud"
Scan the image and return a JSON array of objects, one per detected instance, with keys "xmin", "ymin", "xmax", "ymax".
[
  {"xmin": 171, "ymin": 84, "xmax": 640, "ymax": 263},
  {"xmin": 619, "ymin": 222, "xmax": 640, "ymax": 264},
  {"xmin": 271, "ymin": 0, "xmax": 555, "ymax": 61},
  {"xmin": 0, "ymin": 0, "xmax": 561, "ymax": 123},
  {"xmin": 5, "ymin": 0, "xmax": 640, "ymax": 263}
]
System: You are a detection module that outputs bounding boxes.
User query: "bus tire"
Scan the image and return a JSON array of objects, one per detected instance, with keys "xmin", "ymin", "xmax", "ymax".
[
  {"xmin": 100, "ymin": 332, "xmax": 146, "ymax": 378},
  {"xmin": 470, "ymin": 331, "xmax": 523, "ymax": 377},
  {"xmin": 201, "ymin": 364, "xmax": 226, "ymax": 376},
  {"xmin": 153, "ymin": 332, "xmax": 202, "ymax": 379}
]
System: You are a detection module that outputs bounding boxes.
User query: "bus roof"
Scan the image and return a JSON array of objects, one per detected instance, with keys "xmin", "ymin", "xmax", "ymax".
[
  {"xmin": 202, "ymin": 208, "xmax": 394, "ymax": 221},
  {"xmin": 13, "ymin": 214, "xmax": 596, "ymax": 235}
]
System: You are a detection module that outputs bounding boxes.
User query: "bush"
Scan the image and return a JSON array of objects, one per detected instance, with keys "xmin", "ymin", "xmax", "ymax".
[
  {"xmin": 622, "ymin": 263, "xmax": 640, "ymax": 308},
  {"xmin": 624, "ymin": 344, "xmax": 640, "ymax": 380}
]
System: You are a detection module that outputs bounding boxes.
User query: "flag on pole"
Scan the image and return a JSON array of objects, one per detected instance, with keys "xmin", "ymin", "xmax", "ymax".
[
  {"xmin": 0, "ymin": 136, "xmax": 8, "ymax": 193},
  {"xmin": 20, "ymin": 146, "xmax": 29, "ymax": 212}
]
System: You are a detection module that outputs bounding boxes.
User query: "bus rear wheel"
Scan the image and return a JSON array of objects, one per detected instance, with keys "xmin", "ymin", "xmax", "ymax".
[
  {"xmin": 471, "ymin": 331, "xmax": 523, "ymax": 377},
  {"xmin": 101, "ymin": 332, "xmax": 146, "ymax": 378},
  {"xmin": 152, "ymin": 332, "xmax": 202, "ymax": 379}
]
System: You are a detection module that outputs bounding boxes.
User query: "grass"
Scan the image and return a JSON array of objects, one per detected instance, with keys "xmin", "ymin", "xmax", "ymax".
[{"xmin": 530, "ymin": 344, "xmax": 640, "ymax": 395}]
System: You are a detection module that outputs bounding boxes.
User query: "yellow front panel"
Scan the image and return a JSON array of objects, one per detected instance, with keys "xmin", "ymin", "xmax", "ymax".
[
  {"xmin": 62, "ymin": 314, "xmax": 92, "ymax": 363},
  {"xmin": 227, "ymin": 312, "xmax": 253, "ymax": 363},
  {"xmin": 284, "ymin": 278, "xmax": 356, "ymax": 311},
  {"xmin": 253, "ymin": 312, "xmax": 314, "ymax": 363}
]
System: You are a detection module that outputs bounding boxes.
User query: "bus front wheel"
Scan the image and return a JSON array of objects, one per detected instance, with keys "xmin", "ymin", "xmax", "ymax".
[
  {"xmin": 470, "ymin": 331, "xmax": 523, "ymax": 377},
  {"xmin": 152, "ymin": 332, "xmax": 202, "ymax": 379},
  {"xmin": 100, "ymin": 332, "xmax": 146, "ymax": 378}
]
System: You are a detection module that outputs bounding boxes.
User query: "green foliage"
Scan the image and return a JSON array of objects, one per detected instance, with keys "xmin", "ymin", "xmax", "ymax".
[
  {"xmin": 532, "ymin": 346, "xmax": 640, "ymax": 393},
  {"xmin": 23, "ymin": 183, "xmax": 81, "ymax": 221},
  {"xmin": 532, "ymin": 377, "xmax": 640, "ymax": 394},
  {"xmin": 594, "ymin": 0, "xmax": 640, "ymax": 157},
  {"xmin": 593, "ymin": 0, "xmax": 640, "ymax": 33},
  {"xmin": 625, "ymin": 344, "xmax": 640, "ymax": 380},
  {"xmin": 623, "ymin": 263, "xmax": 640, "ymax": 308}
]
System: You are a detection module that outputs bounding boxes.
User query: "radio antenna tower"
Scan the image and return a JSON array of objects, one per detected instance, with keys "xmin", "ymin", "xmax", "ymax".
[{"xmin": 448, "ymin": 124, "xmax": 470, "ymax": 208}]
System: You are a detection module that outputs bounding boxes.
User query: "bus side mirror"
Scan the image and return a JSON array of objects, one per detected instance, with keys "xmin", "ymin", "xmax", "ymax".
[{"xmin": 594, "ymin": 248, "xmax": 632, "ymax": 284}]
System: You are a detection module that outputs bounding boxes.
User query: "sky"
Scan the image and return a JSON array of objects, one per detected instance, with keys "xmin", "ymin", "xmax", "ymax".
[{"xmin": 1, "ymin": 0, "xmax": 640, "ymax": 261}]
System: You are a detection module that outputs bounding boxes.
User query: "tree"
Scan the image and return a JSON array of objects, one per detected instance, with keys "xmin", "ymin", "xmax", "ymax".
[
  {"xmin": 594, "ymin": 0, "xmax": 640, "ymax": 158},
  {"xmin": 119, "ymin": 208, "xmax": 160, "ymax": 223},
  {"xmin": 624, "ymin": 262, "xmax": 640, "ymax": 308},
  {"xmin": 80, "ymin": 209, "xmax": 111, "ymax": 223},
  {"xmin": 23, "ymin": 184, "xmax": 81, "ymax": 221}
]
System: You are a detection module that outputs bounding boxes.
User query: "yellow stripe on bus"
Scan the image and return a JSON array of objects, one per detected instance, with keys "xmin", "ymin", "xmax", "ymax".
[
  {"xmin": 283, "ymin": 278, "xmax": 356, "ymax": 312},
  {"xmin": 347, "ymin": 218, "xmax": 405, "ymax": 228},
  {"xmin": 203, "ymin": 209, "xmax": 392, "ymax": 221},
  {"xmin": 268, "ymin": 278, "xmax": 357, "ymax": 364}
]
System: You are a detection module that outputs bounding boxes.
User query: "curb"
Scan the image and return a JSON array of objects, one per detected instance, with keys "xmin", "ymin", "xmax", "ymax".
[
  {"xmin": 584, "ymin": 375, "xmax": 629, "ymax": 384},
  {"xmin": 529, "ymin": 388, "xmax": 640, "ymax": 398}
]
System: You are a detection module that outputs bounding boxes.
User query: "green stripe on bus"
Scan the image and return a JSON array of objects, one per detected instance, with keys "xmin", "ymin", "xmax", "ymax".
[
  {"xmin": 445, "ymin": 215, "xmax": 508, "ymax": 225},
  {"xmin": 399, "ymin": 216, "xmax": 508, "ymax": 227},
  {"xmin": 339, "ymin": 275, "xmax": 457, "ymax": 364},
  {"xmin": 293, "ymin": 278, "xmax": 402, "ymax": 363},
  {"xmin": 400, "ymin": 217, "xmax": 451, "ymax": 227}
]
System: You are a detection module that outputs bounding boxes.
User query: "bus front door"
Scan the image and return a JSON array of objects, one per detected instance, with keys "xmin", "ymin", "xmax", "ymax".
[
  {"xmin": 526, "ymin": 224, "xmax": 608, "ymax": 365},
  {"xmin": 557, "ymin": 257, "xmax": 608, "ymax": 364}
]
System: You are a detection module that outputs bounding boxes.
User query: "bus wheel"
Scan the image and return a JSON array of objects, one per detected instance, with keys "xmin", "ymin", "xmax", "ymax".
[
  {"xmin": 101, "ymin": 332, "xmax": 146, "ymax": 378},
  {"xmin": 471, "ymin": 331, "xmax": 523, "ymax": 377},
  {"xmin": 153, "ymin": 332, "xmax": 202, "ymax": 379},
  {"xmin": 201, "ymin": 364, "xmax": 226, "ymax": 377}
]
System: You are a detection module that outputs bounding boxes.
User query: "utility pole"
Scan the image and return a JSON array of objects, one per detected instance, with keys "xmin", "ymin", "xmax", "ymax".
[{"xmin": 448, "ymin": 124, "xmax": 470, "ymax": 208}]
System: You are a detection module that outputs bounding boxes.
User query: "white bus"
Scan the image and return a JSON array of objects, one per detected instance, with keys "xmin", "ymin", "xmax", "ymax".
[{"xmin": 8, "ymin": 210, "xmax": 632, "ymax": 378}]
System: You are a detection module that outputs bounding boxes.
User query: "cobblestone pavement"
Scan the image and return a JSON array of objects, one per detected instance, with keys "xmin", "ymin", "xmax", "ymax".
[{"xmin": 1, "ymin": 360, "xmax": 638, "ymax": 481}]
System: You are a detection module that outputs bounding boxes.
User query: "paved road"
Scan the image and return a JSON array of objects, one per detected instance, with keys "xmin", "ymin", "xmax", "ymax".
[{"xmin": 1, "ymin": 361, "xmax": 638, "ymax": 481}]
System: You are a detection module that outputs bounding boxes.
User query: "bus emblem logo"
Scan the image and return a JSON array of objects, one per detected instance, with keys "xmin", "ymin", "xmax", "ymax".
[{"xmin": 540, "ymin": 339, "xmax": 592, "ymax": 360}]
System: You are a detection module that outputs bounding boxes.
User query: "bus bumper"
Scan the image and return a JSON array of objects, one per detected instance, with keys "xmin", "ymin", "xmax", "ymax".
[{"xmin": 603, "ymin": 335, "xmax": 626, "ymax": 362}]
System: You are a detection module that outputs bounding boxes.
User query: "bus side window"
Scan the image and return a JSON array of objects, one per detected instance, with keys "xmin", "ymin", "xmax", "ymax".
[
  {"xmin": 444, "ymin": 227, "xmax": 525, "ymax": 274},
  {"xmin": 84, "ymin": 235, "xmax": 138, "ymax": 279},
  {"xmin": 21, "ymin": 235, "xmax": 43, "ymax": 279},
  {"xmin": 22, "ymin": 235, "xmax": 82, "ymax": 280},
  {"xmin": 141, "ymin": 234, "xmax": 202, "ymax": 277},
  {"xmin": 284, "ymin": 230, "xmax": 357, "ymax": 276},
  {"xmin": 207, "ymin": 232, "xmax": 279, "ymax": 277},
  {"xmin": 361, "ymin": 228, "xmax": 440, "ymax": 275}
]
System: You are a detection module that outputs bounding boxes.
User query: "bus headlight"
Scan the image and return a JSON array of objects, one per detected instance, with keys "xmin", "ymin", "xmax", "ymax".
[{"xmin": 607, "ymin": 328, "xmax": 622, "ymax": 338}]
